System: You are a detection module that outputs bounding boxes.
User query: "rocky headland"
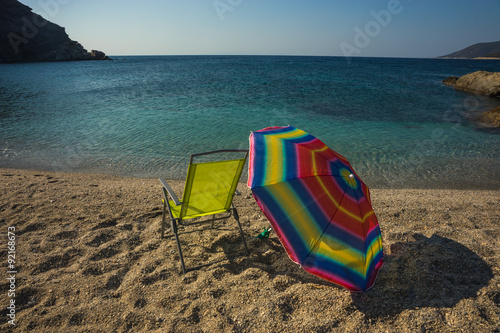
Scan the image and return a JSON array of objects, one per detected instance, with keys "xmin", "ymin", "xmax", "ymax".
[
  {"xmin": 0, "ymin": 0, "xmax": 110, "ymax": 63},
  {"xmin": 443, "ymin": 71, "xmax": 500, "ymax": 127},
  {"xmin": 438, "ymin": 41, "xmax": 500, "ymax": 59}
]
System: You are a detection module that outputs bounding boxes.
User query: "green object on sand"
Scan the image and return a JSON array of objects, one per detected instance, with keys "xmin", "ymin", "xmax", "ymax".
[{"xmin": 256, "ymin": 227, "xmax": 272, "ymax": 239}]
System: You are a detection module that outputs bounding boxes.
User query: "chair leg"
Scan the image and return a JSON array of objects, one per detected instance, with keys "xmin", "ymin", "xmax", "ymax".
[
  {"xmin": 171, "ymin": 218, "xmax": 187, "ymax": 274},
  {"xmin": 161, "ymin": 200, "xmax": 166, "ymax": 239},
  {"xmin": 232, "ymin": 206, "xmax": 249, "ymax": 255}
]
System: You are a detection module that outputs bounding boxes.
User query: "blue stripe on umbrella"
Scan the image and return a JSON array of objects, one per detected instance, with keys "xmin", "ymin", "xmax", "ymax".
[
  {"xmin": 283, "ymin": 140, "xmax": 298, "ymax": 182},
  {"xmin": 252, "ymin": 186, "xmax": 311, "ymax": 261},
  {"xmin": 251, "ymin": 133, "xmax": 267, "ymax": 188},
  {"xmin": 303, "ymin": 252, "xmax": 366, "ymax": 290},
  {"xmin": 320, "ymin": 222, "xmax": 366, "ymax": 254}
]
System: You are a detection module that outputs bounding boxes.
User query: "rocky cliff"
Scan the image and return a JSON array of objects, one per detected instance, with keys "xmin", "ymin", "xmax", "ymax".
[{"xmin": 0, "ymin": 0, "xmax": 110, "ymax": 63}]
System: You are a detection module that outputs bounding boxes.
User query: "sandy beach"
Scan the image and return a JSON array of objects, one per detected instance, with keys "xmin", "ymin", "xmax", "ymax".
[{"xmin": 0, "ymin": 168, "xmax": 499, "ymax": 332}]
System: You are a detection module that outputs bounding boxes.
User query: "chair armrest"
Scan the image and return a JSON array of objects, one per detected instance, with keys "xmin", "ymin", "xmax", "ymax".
[{"xmin": 159, "ymin": 178, "xmax": 181, "ymax": 206}]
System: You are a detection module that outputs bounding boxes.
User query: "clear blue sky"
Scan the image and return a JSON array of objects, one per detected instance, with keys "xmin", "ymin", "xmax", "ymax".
[{"xmin": 20, "ymin": 0, "xmax": 500, "ymax": 58}]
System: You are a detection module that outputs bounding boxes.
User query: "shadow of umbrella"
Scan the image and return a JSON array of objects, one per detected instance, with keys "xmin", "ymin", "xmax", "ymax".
[{"xmin": 351, "ymin": 233, "xmax": 494, "ymax": 318}]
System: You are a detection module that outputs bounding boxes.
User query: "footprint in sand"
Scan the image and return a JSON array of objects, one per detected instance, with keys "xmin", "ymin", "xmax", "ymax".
[
  {"xmin": 20, "ymin": 221, "xmax": 46, "ymax": 234},
  {"xmin": 32, "ymin": 248, "xmax": 81, "ymax": 274},
  {"xmin": 81, "ymin": 264, "xmax": 104, "ymax": 276},
  {"xmin": 92, "ymin": 218, "xmax": 118, "ymax": 230},
  {"xmin": 85, "ymin": 231, "xmax": 116, "ymax": 247},
  {"xmin": 52, "ymin": 230, "xmax": 78, "ymax": 240},
  {"xmin": 89, "ymin": 246, "xmax": 119, "ymax": 261},
  {"xmin": 134, "ymin": 298, "xmax": 148, "ymax": 308},
  {"xmin": 105, "ymin": 268, "xmax": 129, "ymax": 290}
]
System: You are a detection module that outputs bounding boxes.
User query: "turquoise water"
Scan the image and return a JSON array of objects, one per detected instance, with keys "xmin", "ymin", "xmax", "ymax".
[{"xmin": 1, "ymin": 56, "xmax": 499, "ymax": 189}]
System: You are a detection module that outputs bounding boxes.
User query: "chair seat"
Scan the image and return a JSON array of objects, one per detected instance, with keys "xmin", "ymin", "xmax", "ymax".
[{"xmin": 168, "ymin": 199, "xmax": 228, "ymax": 220}]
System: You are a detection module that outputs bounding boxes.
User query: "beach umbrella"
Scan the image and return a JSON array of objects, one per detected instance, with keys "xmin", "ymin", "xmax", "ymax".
[{"xmin": 248, "ymin": 126, "xmax": 383, "ymax": 292}]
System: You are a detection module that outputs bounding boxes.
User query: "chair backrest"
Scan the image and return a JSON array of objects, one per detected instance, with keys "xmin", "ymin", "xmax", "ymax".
[{"xmin": 179, "ymin": 150, "xmax": 248, "ymax": 219}]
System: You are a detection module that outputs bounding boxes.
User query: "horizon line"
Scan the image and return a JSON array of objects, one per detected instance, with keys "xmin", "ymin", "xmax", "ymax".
[{"xmin": 106, "ymin": 54, "xmax": 439, "ymax": 59}]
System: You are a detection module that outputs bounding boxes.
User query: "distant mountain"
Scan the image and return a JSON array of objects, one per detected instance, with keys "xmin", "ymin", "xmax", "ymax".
[
  {"xmin": 0, "ymin": 0, "xmax": 110, "ymax": 63},
  {"xmin": 438, "ymin": 41, "xmax": 500, "ymax": 59}
]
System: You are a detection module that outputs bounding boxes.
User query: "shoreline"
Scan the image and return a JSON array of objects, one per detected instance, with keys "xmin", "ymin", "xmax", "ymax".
[
  {"xmin": 1, "ymin": 168, "xmax": 499, "ymax": 332},
  {"xmin": 1, "ymin": 166, "xmax": 499, "ymax": 191}
]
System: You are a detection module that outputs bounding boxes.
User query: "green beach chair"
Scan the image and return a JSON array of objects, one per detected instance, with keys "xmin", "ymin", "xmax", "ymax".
[{"xmin": 159, "ymin": 150, "xmax": 249, "ymax": 273}]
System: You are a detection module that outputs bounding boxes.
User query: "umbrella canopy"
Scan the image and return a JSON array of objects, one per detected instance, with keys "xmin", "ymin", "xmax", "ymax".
[{"xmin": 248, "ymin": 126, "xmax": 383, "ymax": 292}]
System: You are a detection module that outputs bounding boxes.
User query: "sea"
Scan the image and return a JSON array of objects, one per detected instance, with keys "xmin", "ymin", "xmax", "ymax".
[{"xmin": 1, "ymin": 56, "xmax": 499, "ymax": 189}]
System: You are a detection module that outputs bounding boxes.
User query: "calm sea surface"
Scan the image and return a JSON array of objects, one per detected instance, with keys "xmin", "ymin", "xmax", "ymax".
[{"xmin": 1, "ymin": 56, "xmax": 499, "ymax": 189}]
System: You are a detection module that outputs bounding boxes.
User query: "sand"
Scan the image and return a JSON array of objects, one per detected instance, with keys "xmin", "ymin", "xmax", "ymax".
[{"xmin": 0, "ymin": 168, "xmax": 499, "ymax": 332}]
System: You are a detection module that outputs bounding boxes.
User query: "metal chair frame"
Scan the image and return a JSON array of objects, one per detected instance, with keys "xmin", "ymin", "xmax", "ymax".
[{"xmin": 159, "ymin": 150, "xmax": 249, "ymax": 273}]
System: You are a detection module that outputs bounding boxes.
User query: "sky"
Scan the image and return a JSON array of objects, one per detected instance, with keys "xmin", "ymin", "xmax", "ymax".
[{"xmin": 19, "ymin": 0, "xmax": 500, "ymax": 58}]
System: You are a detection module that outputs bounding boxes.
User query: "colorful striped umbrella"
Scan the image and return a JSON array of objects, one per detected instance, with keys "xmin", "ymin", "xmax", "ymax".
[{"xmin": 248, "ymin": 126, "xmax": 383, "ymax": 292}]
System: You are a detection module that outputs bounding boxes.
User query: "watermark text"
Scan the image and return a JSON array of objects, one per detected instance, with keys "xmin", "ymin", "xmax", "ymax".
[
  {"xmin": 6, "ymin": 226, "xmax": 16, "ymax": 326},
  {"xmin": 213, "ymin": 0, "xmax": 243, "ymax": 21}
]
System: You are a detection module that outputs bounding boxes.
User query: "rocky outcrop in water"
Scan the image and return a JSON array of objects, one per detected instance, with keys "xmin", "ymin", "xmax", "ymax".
[
  {"xmin": 442, "ymin": 76, "xmax": 458, "ymax": 86},
  {"xmin": 443, "ymin": 71, "xmax": 500, "ymax": 98},
  {"xmin": 443, "ymin": 71, "xmax": 500, "ymax": 128},
  {"xmin": 480, "ymin": 106, "xmax": 500, "ymax": 128},
  {"xmin": 0, "ymin": 0, "xmax": 110, "ymax": 63}
]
